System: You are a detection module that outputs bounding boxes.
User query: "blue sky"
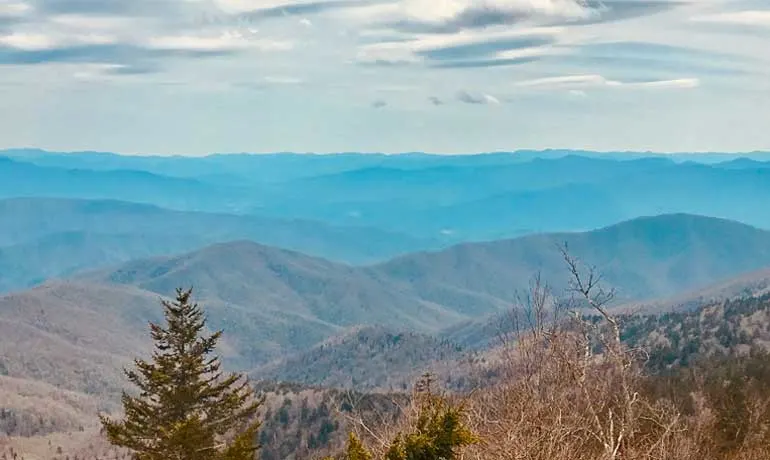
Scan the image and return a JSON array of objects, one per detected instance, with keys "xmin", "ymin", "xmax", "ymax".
[{"xmin": 0, "ymin": 0, "xmax": 768, "ymax": 155}]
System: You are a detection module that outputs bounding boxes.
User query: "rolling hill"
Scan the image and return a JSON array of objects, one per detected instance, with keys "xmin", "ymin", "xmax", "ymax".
[
  {"xmin": 75, "ymin": 214, "xmax": 770, "ymax": 358},
  {"xmin": 253, "ymin": 326, "xmax": 466, "ymax": 391},
  {"xmin": 76, "ymin": 240, "xmax": 465, "ymax": 333},
  {"xmin": 616, "ymin": 266, "xmax": 770, "ymax": 315},
  {"xmin": 1, "ymin": 213, "xmax": 769, "ymax": 398},
  {"xmin": 0, "ymin": 197, "xmax": 438, "ymax": 292},
  {"xmin": 377, "ymin": 214, "xmax": 770, "ymax": 310},
  {"xmin": 1, "ymin": 214, "xmax": 765, "ymax": 392}
]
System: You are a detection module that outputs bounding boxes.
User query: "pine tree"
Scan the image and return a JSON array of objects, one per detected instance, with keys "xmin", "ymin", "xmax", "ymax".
[
  {"xmin": 344, "ymin": 433, "xmax": 372, "ymax": 460},
  {"xmin": 334, "ymin": 375, "xmax": 477, "ymax": 460},
  {"xmin": 100, "ymin": 288, "xmax": 262, "ymax": 460}
]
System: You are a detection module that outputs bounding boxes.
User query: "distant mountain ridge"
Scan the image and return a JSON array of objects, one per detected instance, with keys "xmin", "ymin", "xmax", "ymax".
[
  {"xmin": 0, "ymin": 197, "xmax": 438, "ymax": 292},
  {"xmin": 4, "ymin": 151, "xmax": 770, "ymax": 245},
  {"xmin": 0, "ymin": 213, "xmax": 762, "ymax": 395}
]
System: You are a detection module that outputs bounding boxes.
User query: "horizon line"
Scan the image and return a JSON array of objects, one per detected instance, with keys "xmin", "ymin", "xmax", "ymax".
[{"xmin": 2, "ymin": 147, "xmax": 770, "ymax": 159}]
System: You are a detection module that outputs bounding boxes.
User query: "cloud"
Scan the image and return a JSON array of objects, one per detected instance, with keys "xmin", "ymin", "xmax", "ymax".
[
  {"xmin": 546, "ymin": 0, "xmax": 684, "ymax": 27},
  {"xmin": 237, "ymin": 0, "xmax": 382, "ymax": 20},
  {"xmin": 363, "ymin": 0, "xmax": 598, "ymax": 34},
  {"xmin": 431, "ymin": 55, "xmax": 539, "ymax": 68},
  {"xmin": 0, "ymin": 32, "xmax": 59, "ymax": 49},
  {"xmin": 428, "ymin": 95, "xmax": 443, "ymax": 105},
  {"xmin": 691, "ymin": 10, "xmax": 770, "ymax": 27},
  {"xmin": 429, "ymin": 43, "xmax": 559, "ymax": 68},
  {"xmin": 515, "ymin": 73, "xmax": 700, "ymax": 90},
  {"xmin": 356, "ymin": 26, "xmax": 562, "ymax": 67},
  {"xmin": 0, "ymin": 43, "xmax": 139, "ymax": 65},
  {"xmin": 456, "ymin": 90, "xmax": 499, "ymax": 104},
  {"xmin": 146, "ymin": 31, "xmax": 292, "ymax": 52},
  {"xmin": 351, "ymin": 0, "xmax": 680, "ymax": 35},
  {"xmin": 0, "ymin": 27, "xmax": 295, "ymax": 66},
  {"xmin": 575, "ymin": 41, "xmax": 733, "ymax": 60},
  {"xmin": 71, "ymin": 62, "xmax": 158, "ymax": 79},
  {"xmin": 0, "ymin": 0, "xmax": 298, "ymax": 74},
  {"xmin": 415, "ymin": 34, "xmax": 554, "ymax": 60},
  {"xmin": 48, "ymin": 14, "xmax": 136, "ymax": 30},
  {"xmin": 541, "ymin": 40, "xmax": 753, "ymax": 78},
  {"xmin": 619, "ymin": 78, "xmax": 700, "ymax": 89},
  {"xmin": 0, "ymin": 0, "xmax": 295, "ymax": 72},
  {"xmin": 32, "ymin": 0, "xmax": 195, "ymax": 17},
  {"xmin": 0, "ymin": 2, "xmax": 32, "ymax": 17},
  {"xmin": 355, "ymin": 40, "xmax": 419, "ymax": 66},
  {"xmin": 515, "ymin": 74, "xmax": 606, "ymax": 88}
]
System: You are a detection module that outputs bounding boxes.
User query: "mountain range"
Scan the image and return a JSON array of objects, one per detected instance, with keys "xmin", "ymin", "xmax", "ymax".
[
  {"xmin": 4, "ymin": 213, "xmax": 770, "ymax": 398},
  {"xmin": 5, "ymin": 149, "xmax": 770, "ymax": 459},
  {"xmin": 4, "ymin": 150, "xmax": 770, "ymax": 245},
  {"xmin": 0, "ymin": 197, "xmax": 436, "ymax": 292}
]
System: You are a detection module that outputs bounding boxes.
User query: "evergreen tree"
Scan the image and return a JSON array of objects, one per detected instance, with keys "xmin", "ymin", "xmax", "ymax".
[
  {"xmin": 334, "ymin": 375, "xmax": 477, "ymax": 460},
  {"xmin": 100, "ymin": 288, "xmax": 262, "ymax": 460},
  {"xmin": 343, "ymin": 433, "xmax": 372, "ymax": 460}
]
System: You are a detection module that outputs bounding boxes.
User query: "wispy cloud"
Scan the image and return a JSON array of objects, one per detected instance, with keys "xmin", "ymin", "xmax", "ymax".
[
  {"xmin": 0, "ymin": 2, "xmax": 295, "ymax": 70},
  {"xmin": 236, "ymin": 0, "xmax": 381, "ymax": 20},
  {"xmin": 356, "ymin": 26, "xmax": 563, "ymax": 67},
  {"xmin": 515, "ymin": 74, "xmax": 700, "ymax": 90},
  {"xmin": 691, "ymin": 10, "xmax": 770, "ymax": 27},
  {"xmin": 456, "ymin": 90, "xmax": 500, "ymax": 104},
  {"xmin": 353, "ymin": 0, "xmax": 597, "ymax": 34},
  {"xmin": 146, "ymin": 31, "xmax": 292, "ymax": 52},
  {"xmin": 0, "ymin": 0, "xmax": 767, "ymax": 154},
  {"xmin": 0, "ymin": 1, "xmax": 31, "ymax": 17}
]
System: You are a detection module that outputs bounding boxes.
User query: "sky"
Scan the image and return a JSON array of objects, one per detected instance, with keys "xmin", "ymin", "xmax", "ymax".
[{"xmin": 0, "ymin": 0, "xmax": 768, "ymax": 155}]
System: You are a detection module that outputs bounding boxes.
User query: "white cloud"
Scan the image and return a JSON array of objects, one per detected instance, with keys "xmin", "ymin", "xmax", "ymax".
[
  {"xmin": 147, "ymin": 34, "xmax": 242, "ymax": 51},
  {"xmin": 457, "ymin": 90, "xmax": 501, "ymax": 104},
  {"xmin": 515, "ymin": 74, "xmax": 607, "ymax": 87},
  {"xmin": 616, "ymin": 78, "xmax": 700, "ymax": 90},
  {"xmin": 212, "ymin": 0, "xmax": 282, "ymax": 14},
  {"xmin": 0, "ymin": 31, "xmax": 117, "ymax": 49},
  {"xmin": 48, "ymin": 14, "xmax": 136, "ymax": 31},
  {"xmin": 72, "ymin": 63, "xmax": 130, "ymax": 80},
  {"xmin": 0, "ymin": 32, "xmax": 56, "ymax": 50},
  {"xmin": 495, "ymin": 44, "xmax": 564, "ymax": 60},
  {"xmin": 406, "ymin": 0, "xmax": 594, "ymax": 22},
  {"xmin": 347, "ymin": 0, "xmax": 596, "ymax": 25},
  {"xmin": 516, "ymin": 74, "xmax": 700, "ymax": 91},
  {"xmin": 355, "ymin": 25, "xmax": 563, "ymax": 64},
  {"xmin": 0, "ymin": 1, "xmax": 31, "ymax": 17},
  {"xmin": 692, "ymin": 10, "xmax": 770, "ymax": 27},
  {"xmin": 355, "ymin": 41, "xmax": 421, "ymax": 65},
  {"xmin": 299, "ymin": 18, "xmax": 313, "ymax": 27},
  {"xmin": 146, "ymin": 31, "xmax": 292, "ymax": 52}
]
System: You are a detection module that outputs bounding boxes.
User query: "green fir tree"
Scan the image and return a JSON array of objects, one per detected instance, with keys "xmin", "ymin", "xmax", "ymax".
[{"xmin": 100, "ymin": 288, "xmax": 262, "ymax": 460}]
